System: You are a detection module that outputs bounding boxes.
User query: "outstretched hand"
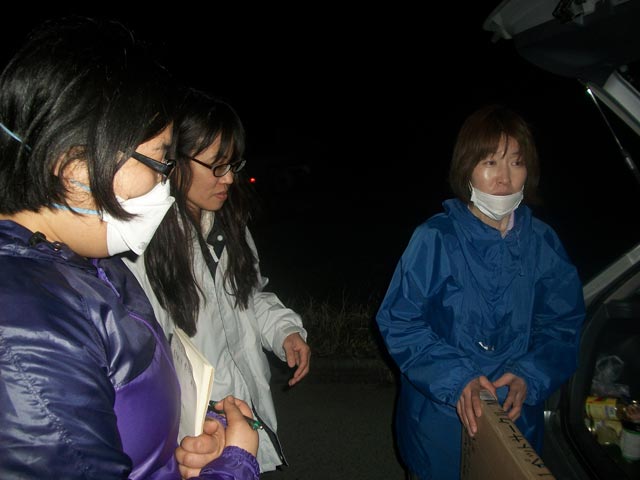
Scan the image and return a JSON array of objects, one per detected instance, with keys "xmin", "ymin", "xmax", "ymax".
[
  {"xmin": 283, "ymin": 332, "xmax": 311, "ymax": 387},
  {"xmin": 492, "ymin": 373, "xmax": 527, "ymax": 421},
  {"xmin": 456, "ymin": 376, "xmax": 497, "ymax": 437}
]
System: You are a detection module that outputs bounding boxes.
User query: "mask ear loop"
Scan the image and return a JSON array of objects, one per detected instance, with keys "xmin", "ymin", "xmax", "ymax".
[
  {"xmin": 0, "ymin": 122, "xmax": 31, "ymax": 150},
  {"xmin": 56, "ymin": 180, "xmax": 102, "ymax": 217},
  {"xmin": 69, "ymin": 179, "xmax": 91, "ymax": 192}
]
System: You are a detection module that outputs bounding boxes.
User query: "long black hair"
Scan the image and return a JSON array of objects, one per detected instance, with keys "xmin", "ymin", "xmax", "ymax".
[{"xmin": 144, "ymin": 88, "xmax": 258, "ymax": 336}]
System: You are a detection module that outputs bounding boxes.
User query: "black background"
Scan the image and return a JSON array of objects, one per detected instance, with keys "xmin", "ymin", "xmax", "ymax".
[{"xmin": 2, "ymin": 3, "xmax": 638, "ymax": 304}]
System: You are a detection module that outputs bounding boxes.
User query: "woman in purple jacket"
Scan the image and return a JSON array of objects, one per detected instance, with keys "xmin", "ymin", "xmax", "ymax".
[{"xmin": 0, "ymin": 16, "xmax": 258, "ymax": 479}]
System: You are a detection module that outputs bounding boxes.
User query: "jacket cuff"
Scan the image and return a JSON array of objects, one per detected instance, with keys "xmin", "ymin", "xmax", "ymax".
[
  {"xmin": 273, "ymin": 326, "xmax": 307, "ymax": 359},
  {"xmin": 199, "ymin": 446, "xmax": 259, "ymax": 479}
]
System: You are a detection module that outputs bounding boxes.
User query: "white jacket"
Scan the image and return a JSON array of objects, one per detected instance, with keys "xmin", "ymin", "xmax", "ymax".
[{"xmin": 124, "ymin": 212, "xmax": 306, "ymax": 472}]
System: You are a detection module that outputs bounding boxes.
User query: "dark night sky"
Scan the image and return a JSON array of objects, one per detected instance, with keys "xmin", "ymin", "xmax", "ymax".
[{"xmin": 2, "ymin": 3, "xmax": 639, "ymax": 304}]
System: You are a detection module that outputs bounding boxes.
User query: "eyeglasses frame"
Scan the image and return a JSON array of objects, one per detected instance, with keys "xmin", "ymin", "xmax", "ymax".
[
  {"xmin": 188, "ymin": 156, "xmax": 247, "ymax": 177},
  {"xmin": 131, "ymin": 151, "xmax": 176, "ymax": 179}
]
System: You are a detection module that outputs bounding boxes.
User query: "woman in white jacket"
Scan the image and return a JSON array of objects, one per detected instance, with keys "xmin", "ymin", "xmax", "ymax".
[{"xmin": 124, "ymin": 88, "xmax": 311, "ymax": 473}]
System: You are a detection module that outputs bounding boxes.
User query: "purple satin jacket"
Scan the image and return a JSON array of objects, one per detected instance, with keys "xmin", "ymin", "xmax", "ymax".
[{"xmin": 0, "ymin": 220, "xmax": 258, "ymax": 479}]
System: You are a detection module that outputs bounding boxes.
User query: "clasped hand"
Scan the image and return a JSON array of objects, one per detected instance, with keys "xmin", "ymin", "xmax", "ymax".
[
  {"xmin": 456, "ymin": 373, "xmax": 527, "ymax": 437},
  {"xmin": 175, "ymin": 396, "xmax": 259, "ymax": 479}
]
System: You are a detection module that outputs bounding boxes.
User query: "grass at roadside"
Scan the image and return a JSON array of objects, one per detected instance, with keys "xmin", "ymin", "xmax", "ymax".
[
  {"xmin": 273, "ymin": 293, "xmax": 398, "ymax": 383},
  {"xmin": 285, "ymin": 293, "xmax": 387, "ymax": 360}
]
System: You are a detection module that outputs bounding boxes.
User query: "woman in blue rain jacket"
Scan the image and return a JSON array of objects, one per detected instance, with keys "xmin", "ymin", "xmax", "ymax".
[{"xmin": 376, "ymin": 105, "xmax": 585, "ymax": 480}]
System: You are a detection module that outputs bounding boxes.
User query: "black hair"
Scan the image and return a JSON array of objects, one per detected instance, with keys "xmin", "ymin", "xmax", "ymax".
[
  {"xmin": 144, "ymin": 88, "xmax": 258, "ymax": 336},
  {"xmin": 0, "ymin": 16, "xmax": 177, "ymax": 217}
]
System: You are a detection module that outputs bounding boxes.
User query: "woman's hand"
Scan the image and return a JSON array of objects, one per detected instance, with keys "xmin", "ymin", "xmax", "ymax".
[
  {"xmin": 218, "ymin": 396, "xmax": 259, "ymax": 457},
  {"xmin": 175, "ymin": 416, "xmax": 225, "ymax": 480},
  {"xmin": 283, "ymin": 332, "xmax": 311, "ymax": 386},
  {"xmin": 492, "ymin": 373, "xmax": 527, "ymax": 421},
  {"xmin": 456, "ymin": 376, "xmax": 497, "ymax": 437},
  {"xmin": 175, "ymin": 396, "xmax": 258, "ymax": 478}
]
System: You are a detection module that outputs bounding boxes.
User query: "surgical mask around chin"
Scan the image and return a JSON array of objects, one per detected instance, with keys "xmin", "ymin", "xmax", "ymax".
[
  {"xmin": 54, "ymin": 180, "xmax": 175, "ymax": 255},
  {"xmin": 469, "ymin": 184, "xmax": 523, "ymax": 221}
]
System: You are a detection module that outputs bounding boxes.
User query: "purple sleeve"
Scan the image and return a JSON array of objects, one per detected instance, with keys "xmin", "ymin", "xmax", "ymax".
[
  {"xmin": 205, "ymin": 411, "xmax": 228, "ymax": 429},
  {"xmin": 195, "ymin": 446, "xmax": 259, "ymax": 480}
]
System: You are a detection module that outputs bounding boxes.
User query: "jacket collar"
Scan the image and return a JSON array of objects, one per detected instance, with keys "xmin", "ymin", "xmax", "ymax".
[{"xmin": 0, "ymin": 219, "xmax": 92, "ymax": 268}]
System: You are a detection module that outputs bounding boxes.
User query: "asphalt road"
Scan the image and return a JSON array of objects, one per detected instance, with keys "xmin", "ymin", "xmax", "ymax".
[{"xmin": 262, "ymin": 360, "xmax": 406, "ymax": 480}]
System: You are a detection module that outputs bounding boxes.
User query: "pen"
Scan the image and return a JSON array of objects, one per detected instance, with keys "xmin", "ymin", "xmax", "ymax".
[{"xmin": 208, "ymin": 400, "xmax": 264, "ymax": 431}]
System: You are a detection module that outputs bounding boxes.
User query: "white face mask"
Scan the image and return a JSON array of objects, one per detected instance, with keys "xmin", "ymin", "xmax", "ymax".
[
  {"xmin": 469, "ymin": 184, "xmax": 523, "ymax": 221},
  {"xmin": 54, "ymin": 180, "xmax": 175, "ymax": 255},
  {"xmin": 103, "ymin": 181, "xmax": 175, "ymax": 255}
]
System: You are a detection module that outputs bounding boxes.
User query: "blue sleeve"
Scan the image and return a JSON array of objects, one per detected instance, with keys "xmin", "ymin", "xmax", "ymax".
[
  {"xmin": 505, "ymin": 227, "xmax": 585, "ymax": 404},
  {"xmin": 376, "ymin": 224, "xmax": 482, "ymax": 406}
]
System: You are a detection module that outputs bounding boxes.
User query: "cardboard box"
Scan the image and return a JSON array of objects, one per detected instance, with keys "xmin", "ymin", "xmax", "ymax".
[{"xmin": 461, "ymin": 390, "xmax": 556, "ymax": 479}]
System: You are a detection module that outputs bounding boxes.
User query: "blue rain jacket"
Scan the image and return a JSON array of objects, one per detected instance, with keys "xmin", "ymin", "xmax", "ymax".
[{"xmin": 376, "ymin": 199, "xmax": 585, "ymax": 480}]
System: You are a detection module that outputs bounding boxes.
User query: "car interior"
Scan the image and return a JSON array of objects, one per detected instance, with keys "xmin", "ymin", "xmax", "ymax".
[{"xmin": 484, "ymin": 1, "xmax": 640, "ymax": 478}]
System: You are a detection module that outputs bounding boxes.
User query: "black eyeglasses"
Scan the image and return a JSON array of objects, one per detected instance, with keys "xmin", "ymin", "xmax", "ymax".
[
  {"xmin": 131, "ymin": 151, "xmax": 176, "ymax": 179},
  {"xmin": 189, "ymin": 157, "xmax": 246, "ymax": 177}
]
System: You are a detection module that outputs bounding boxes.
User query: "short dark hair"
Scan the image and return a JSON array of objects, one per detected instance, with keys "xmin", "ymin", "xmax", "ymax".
[
  {"xmin": 448, "ymin": 104, "xmax": 540, "ymax": 204},
  {"xmin": 0, "ymin": 16, "xmax": 177, "ymax": 217}
]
